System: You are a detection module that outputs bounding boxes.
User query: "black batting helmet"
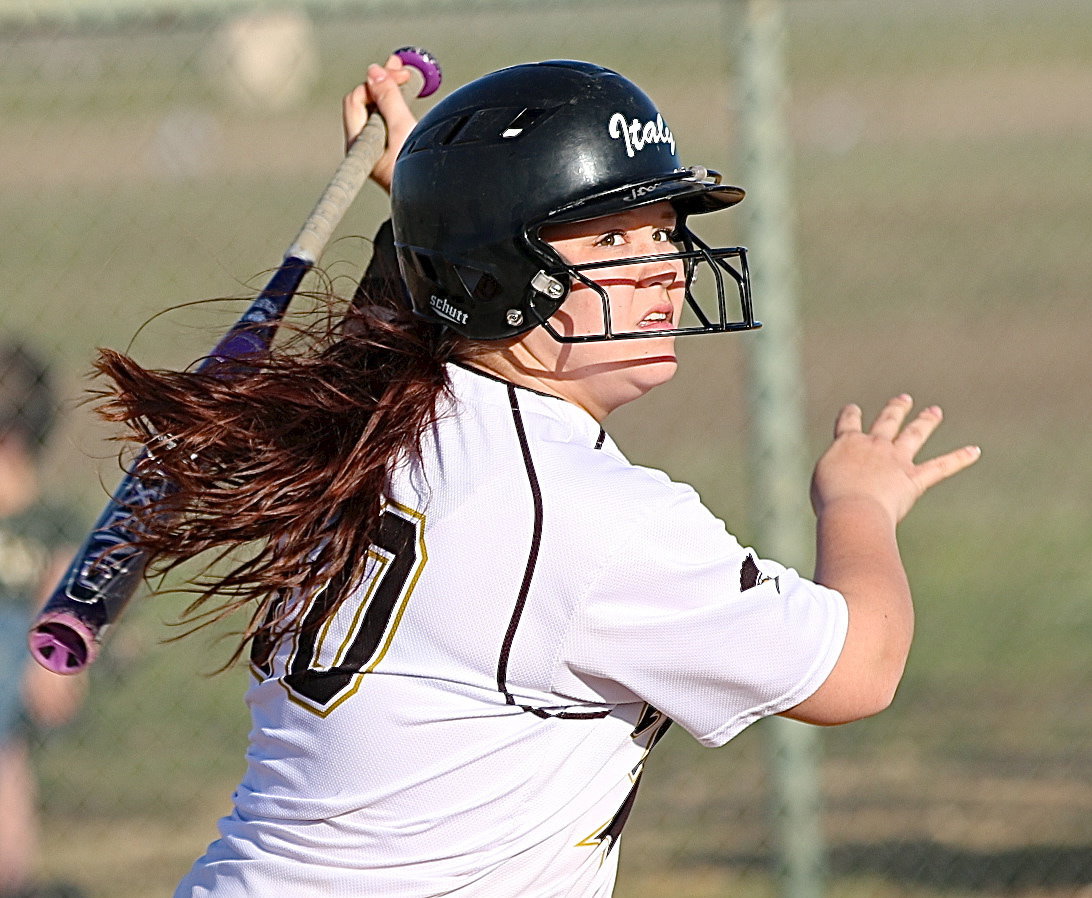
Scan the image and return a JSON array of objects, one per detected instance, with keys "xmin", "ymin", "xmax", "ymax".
[{"xmin": 390, "ymin": 59, "xmax": 756, "ymax": 342}]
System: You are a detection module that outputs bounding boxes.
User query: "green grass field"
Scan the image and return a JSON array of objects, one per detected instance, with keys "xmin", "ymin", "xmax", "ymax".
[{"xmin": 3, "ymin": 1, "xmax": 1090, "ymax": 895}]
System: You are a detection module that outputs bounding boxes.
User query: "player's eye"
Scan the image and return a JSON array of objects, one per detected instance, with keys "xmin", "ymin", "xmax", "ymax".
[
  {"xmin": 594, "ymin": 231, "xmax": 626, "ymax": 248},
  {"xmin": 652, "ymin": 228, "xmax": 676, "ymax": 243}
]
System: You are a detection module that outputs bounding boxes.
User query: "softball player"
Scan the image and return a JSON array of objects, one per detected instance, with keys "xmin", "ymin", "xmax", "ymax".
[{"xmin": 96, "ymin": 57, "xmax": 978, "ymax": 897}]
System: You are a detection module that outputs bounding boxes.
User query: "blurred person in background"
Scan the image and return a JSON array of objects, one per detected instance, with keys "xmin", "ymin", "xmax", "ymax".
[{"xmin": 0, "ymin": 341, "xmax": 87, "ymax": 898}]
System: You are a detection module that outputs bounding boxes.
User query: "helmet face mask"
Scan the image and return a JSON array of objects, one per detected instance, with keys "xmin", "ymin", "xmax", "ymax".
[
  {"xmin": 390, "ymin": 60, "xmax": 759, "ymax": 342},
  {"xmin": 523, "ymin": 215, "xmax": 755, "ymax": 343}
]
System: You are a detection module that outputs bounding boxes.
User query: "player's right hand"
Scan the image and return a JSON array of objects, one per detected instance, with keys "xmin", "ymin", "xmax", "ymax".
[
  {"xmin": 810, "ymin": 394, "xmax": 981, "ymax": 526},
  {"xmin": 342, "ymin": 55, "xmax": 418, "ymax": 193}
]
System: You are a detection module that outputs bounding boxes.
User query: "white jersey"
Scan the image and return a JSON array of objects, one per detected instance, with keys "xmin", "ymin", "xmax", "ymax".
[{"xmin": 176, "ymin": 362, "xmax": 848, "ymax": 897}]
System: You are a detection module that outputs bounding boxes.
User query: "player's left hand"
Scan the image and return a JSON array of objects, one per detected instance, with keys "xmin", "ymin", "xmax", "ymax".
[
  {"xmin": 342, "ymin": 55, "xmax": 417, "ymax": 193},
  {"xmin": 810, "ymin": 394, "xmax": 981, "ymax": 526}
]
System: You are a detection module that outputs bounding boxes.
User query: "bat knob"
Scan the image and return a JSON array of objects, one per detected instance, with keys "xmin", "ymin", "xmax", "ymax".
[
  {"xmin": 394, "ymin": 46, "xmax": 442, "ymax": 98},
  {"xmin": 28, "ymin": 613, "xmax": 96, "ymax": 675}
]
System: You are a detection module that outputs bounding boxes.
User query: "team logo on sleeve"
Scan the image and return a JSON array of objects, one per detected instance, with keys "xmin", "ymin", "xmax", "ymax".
[{"xmin": 740, "ymin": 554, "xmax": 780, "ymax": 593}]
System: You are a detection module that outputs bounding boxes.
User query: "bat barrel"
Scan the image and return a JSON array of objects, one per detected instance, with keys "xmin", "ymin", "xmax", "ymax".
[
  {"xmin": 26, "ymin": 260, "xmax": 313, "ymax": 676},
  {"xmin": 28, "ymin": 470, "xmax": 154, "ymax": 674},
  {"xmin": 27, "ymin": 46, "xmax": 441, "ymax": 676}
]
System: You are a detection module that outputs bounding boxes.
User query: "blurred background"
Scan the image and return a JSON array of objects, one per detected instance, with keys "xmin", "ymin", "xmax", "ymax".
[{"xmin": 1, "ymin": 0, "xmax": 1089, "ymax": 895}]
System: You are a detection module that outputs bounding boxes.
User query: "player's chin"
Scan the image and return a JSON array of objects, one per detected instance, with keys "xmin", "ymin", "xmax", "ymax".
[{"xmin": 627, "ymin": 343, "xmax": 679, "ymax": 387}]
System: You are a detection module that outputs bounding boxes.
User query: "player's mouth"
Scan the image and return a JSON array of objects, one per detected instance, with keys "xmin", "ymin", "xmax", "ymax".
[{"xmin": 635, "ymin": 303, "xmax": 677, "ymax": 331}]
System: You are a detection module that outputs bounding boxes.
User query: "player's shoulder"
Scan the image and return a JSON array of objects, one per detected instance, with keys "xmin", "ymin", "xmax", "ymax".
[
  {"xmin": 536, "ymin": 422, "xmax": 712, "ymax": 541},
  {"xmin": 553, "ymin": 436, "xmax": 688, "ymax": 504},
  {"xmin": 440, "ymin": 362, "xmax": 710, "ymax": 518}
]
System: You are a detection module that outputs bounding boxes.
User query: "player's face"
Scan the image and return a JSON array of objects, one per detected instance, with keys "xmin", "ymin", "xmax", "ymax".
[
  {"xmin": 488, "ymin": 202, "xmax": 685, "ymax": 420},
  {"xmin": 539, "ymin": 201, "xmax": 686, "ymax": 343}
]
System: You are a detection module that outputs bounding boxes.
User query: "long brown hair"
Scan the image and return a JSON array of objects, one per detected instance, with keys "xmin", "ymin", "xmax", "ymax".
[{"xmin": 94, "ymin": 226, "xmax": 467, "ymax": 664}]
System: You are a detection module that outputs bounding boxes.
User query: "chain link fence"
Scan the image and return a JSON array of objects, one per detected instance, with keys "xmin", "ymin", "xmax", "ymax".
[{"xmin": 2, "ymin": 1, "xmax": 1089, "ymax": 895}]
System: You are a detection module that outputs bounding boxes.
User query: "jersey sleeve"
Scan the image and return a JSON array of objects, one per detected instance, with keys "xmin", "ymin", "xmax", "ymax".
[{"xmin": 553, "ymin": 476, "xmax": 848, "ymax": 747}]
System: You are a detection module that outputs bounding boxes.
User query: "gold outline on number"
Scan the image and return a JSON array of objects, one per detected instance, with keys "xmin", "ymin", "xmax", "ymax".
[{"xmin": 279, "ymin": 500, "xmax": 427, "ymax": 717}]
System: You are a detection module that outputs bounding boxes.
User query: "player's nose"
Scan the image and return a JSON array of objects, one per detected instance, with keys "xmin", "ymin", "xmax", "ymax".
[{"xmin": 634, "ymin": 256, "xmax": 684, "ymax": 289}]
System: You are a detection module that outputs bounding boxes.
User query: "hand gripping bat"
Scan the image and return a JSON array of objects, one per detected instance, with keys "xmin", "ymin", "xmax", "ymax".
[{"xmin": 28, "ymin": 47, "xmax": 441, "ymax": 675}]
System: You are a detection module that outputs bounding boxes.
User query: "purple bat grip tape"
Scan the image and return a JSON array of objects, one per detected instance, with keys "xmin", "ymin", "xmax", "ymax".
[
  {"xmin": 394, "ymin": 47, "xmax": 442, "ymax": 97},
  {"xmin": 29, "ymin": 612, "xmax": 96, "ymax": 674}
]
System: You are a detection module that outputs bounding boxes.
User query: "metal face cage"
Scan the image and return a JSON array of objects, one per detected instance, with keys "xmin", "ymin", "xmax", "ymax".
[{"xmin": 526, "ymin": 228, "xmax": 760, "ymax": 344}]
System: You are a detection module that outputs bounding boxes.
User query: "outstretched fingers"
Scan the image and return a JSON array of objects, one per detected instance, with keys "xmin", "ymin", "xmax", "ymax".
[
  {"xmin": 868, "ymin": 393, "xmax": 913, "ymax": 440},
  {"xmin": 893, "ymin": 403, "xmax": 944, "ymax": 458},
  {"xmin": 818, "ymin": 394, "xmax": 980, "ymax": 523},
  {"xmin": 912, "ymin": 443, "xmax": 982, "ymax": 492},
  {"xmin": 890, "ymin": 397, "xmax": 981, "ymax": 495}
]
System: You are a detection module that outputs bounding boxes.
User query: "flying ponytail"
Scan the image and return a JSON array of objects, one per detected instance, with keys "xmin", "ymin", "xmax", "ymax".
[{"xmin": 93, "ymin": 222, "xmax": 468, "ymax": 662}]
